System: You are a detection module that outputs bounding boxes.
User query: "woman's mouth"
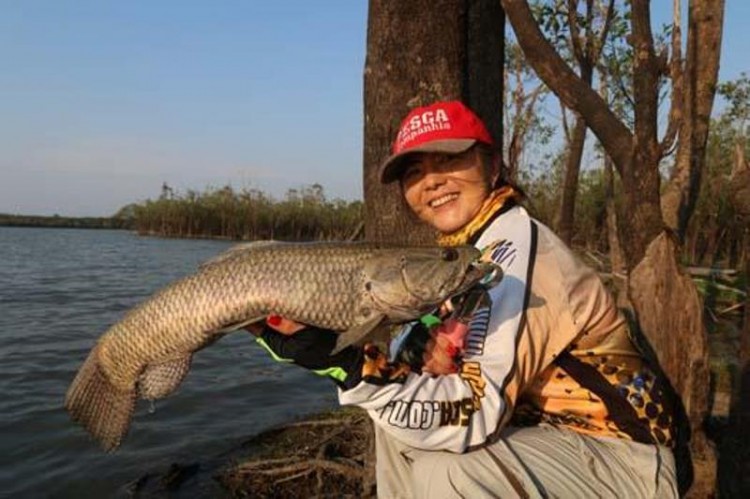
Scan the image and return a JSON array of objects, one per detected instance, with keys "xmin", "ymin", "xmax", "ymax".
[{"xmin": 429, "ymin": 193, "xmax": 458, "ymax": 208}]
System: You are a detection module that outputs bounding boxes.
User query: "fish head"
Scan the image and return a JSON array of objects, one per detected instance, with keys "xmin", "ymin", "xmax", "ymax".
[{"xmin": 361, "ymin": 245, "xmax": 499, "ymax": 321}]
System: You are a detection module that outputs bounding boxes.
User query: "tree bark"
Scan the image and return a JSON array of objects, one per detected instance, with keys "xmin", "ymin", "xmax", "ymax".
[
  {"xmin": 658, "ymin": 0, "xmax": 683, "ymax": 158},
  {"xmin": 363, "ymin": 0, "xmax": 504, "ymax": 244}
]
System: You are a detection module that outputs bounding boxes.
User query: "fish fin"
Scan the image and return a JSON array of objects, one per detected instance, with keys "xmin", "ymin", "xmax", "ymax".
[
  {"xmin": 216, "ymin": 315, "xmax": 266, "ymax": 333},
  {"xmin": 332, "ymin": 314, "xmax": 386, "ymax": 354},
  {"xmin": 65, "ymin": 346, "xmax": 136, "ymax": 452},
  {"xmin": 199, "ymin": 241, "xmax": 281, "ymax": 269},
  {"xmin": 137, "ymin": 355, "xmax": 192, "ymax": 400}
]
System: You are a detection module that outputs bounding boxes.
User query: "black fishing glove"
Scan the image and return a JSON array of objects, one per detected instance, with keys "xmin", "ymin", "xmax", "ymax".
[{"xmin": 255, "ymin": 325, "xmax": 364, "ymax": 390}]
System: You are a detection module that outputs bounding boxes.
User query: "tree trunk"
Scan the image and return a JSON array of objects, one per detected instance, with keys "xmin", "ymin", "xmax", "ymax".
[
  {"xmin": 557, "ymin": 114, "xmax": 587, "ymax": 244},
  {"xmin": 716, "ymin": 162, "xmax": 750, "ymax": 494},
  {"xmin": 628, "ymin": 233, "xmax": 716, "ymax": 497},
  {"xmin": 728, "ymin": 146, "xmax": 750, "ymax": 218},
  {"xmin": 599, "ymin": 79, "xmax": 626, "ymax": 283},
  {"xmin": 603, "ymin": 153, "xmax": 626, "ymax": 281},
  {"xmin": 363, "ymin": 0, "xmax": 504, "ymax": 244},
  {"xmin": 557, "ymin": 0, "xmax": 614, "ymax": 246},
  {"xmin": 718, "ymin": 236, "xmax": 750, "ymax": 497},
  {"xmin": 661, "ymin": 0, "xmax": 725, "ymax": 240},
  {"xmin": 621, "ymin": 0, "xmax": 664, "ymax": 266}
]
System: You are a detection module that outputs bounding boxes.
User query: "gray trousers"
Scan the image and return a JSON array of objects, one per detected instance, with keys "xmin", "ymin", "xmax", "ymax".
[{"xmin": 375, "ymin": 424, "xmax": 678, "ymax": 498}]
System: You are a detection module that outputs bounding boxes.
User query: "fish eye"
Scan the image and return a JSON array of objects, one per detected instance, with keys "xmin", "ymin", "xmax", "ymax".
[{"xmin": 441, "ymin": 248, "xmax": 459, "ymax": 261}]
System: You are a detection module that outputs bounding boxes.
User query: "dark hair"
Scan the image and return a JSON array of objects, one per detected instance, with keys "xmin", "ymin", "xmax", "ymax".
[{"xmin": 474, "ymin": 143, "xmax": 526, "ymax": 198}]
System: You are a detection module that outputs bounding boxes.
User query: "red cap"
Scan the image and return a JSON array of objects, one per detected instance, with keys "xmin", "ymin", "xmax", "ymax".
[{"xmin": 379, "ymin": 100, "xmax": 494, "ymax": 183}]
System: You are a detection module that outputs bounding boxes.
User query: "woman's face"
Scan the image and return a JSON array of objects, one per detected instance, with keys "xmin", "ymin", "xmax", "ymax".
[{"xmin": 400, "ymin": 147, "xmax": 496, "ymax": 233}]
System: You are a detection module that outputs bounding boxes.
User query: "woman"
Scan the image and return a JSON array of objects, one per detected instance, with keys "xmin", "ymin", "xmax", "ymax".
[{"xmin": 252, "ymin": 100, "xmax": 679, "ymax": 498}]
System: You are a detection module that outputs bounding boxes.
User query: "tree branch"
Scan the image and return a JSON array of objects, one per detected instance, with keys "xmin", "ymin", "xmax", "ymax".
[
  {"xmin": 583, "ymin": 0, "xmax": 595, "ymax": 61},
  {"xmin": 659, "ymin": 0, "xmax": 683, "ymax": 157},
  {"xmin": 567, "ymin": 0, "xmax": 586, "ymax": 65},
  {"xmin": 595, "ymin": 0, "xmax": 616, "ymax": 62},
  {"xmin": 501, "ymin": 0, "xmax": 633, "ymax": 176},
  {"xmin": 607, "ymin": 43, "xmax": 636, "ymax": 112}
]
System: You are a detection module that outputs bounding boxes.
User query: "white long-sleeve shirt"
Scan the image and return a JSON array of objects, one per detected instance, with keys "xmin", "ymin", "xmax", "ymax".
[{"xmin": 340, "ymin": 205, "xmax": 674, "ymax": 451}]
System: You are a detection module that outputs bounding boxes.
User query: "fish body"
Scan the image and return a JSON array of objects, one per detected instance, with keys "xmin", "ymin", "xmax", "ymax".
[{"xmin": 65, "ymin": 241, "xmax": 497, "ymax": 451}]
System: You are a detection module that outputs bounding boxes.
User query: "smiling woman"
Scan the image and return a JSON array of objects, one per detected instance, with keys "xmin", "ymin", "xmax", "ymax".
[
  {"xmin": 399, "ymin": 148, "xmax": 493, "ymax": 233},
  {"xmin": 253, "ymin": 100, "xmax": 681, "ymax": 498}
]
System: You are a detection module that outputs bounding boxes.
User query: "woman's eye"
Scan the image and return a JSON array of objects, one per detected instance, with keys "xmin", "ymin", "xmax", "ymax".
[
  {"xmin": 439, "ymin": 156, "xmax": 462, "ymax": 169},
  {"xmin": 401, "ymin": 165, "xmax": 422, "ymax": 181}
]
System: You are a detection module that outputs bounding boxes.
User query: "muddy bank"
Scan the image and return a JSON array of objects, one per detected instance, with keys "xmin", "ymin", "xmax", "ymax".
[{"xmin": 125, "ymin": 407, "xmax": 374, "ymax": 498}]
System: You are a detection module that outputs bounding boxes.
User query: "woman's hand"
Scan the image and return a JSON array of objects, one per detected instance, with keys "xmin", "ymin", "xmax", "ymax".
[
  {"xmin": 422, "ymin": 318, "xmax": 468, "ymax": 375},
  {"xmin": 245, "ymin": 315, "xmax": 306, "ymax": 336},
  {"xmin": 246, "ymin": 316, "xmax": 363, "ymax": 389},
  {"xmin": 251, "ymin": 313, "xmax": 467, "ymax": 376}
]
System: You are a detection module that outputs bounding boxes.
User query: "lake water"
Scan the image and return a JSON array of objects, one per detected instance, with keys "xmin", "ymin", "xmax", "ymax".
[{"xmin": 0, "ymin": 227, "xmax": 337, "ymax": 498}]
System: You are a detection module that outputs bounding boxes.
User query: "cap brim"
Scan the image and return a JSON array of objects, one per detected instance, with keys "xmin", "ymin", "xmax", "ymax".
[{"xmin": 379, "ymin": 139, "xmax": 477, "ymax": 184}]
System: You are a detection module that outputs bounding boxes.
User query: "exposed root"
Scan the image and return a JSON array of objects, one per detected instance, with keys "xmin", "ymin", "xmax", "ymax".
[{"xmin": 219, "ymin": 409, "xmax": 374, "ymax": 498}]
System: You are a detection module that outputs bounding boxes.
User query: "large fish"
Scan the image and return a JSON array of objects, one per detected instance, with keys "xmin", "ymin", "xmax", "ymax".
[{"xmin": 65, "ymin": 241, "xmax": 498, "ymax": 451}]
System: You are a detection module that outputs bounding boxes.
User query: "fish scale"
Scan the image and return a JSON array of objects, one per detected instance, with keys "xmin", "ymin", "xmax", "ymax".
[{"xmin": 65, "ymin": 241, "xmax": 496, "ymax": 451}]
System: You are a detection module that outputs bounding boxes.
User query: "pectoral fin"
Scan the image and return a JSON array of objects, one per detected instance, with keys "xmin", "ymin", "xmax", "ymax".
[
  {"xmin": 332, "ymin": 314, "xmax": 386, "ymax": 354},
  {"xmin": 138, "ymin": 355, "xmax": 192, "ymax": 400}
]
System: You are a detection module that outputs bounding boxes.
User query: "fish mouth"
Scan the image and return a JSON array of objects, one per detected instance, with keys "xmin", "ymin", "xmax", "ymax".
[{"xmin": 454, "ymin": 261, "xmax": 502, "ymax": 294}]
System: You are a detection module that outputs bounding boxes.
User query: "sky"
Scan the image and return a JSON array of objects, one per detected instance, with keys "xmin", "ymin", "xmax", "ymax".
[{"xmin": 1, "ymin": 1, "xmax": 747, "ymax": 217}]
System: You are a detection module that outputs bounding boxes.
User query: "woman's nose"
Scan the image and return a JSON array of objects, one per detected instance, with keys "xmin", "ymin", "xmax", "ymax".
[{"xmin": 422, "ymin": 169, "xmax": 446, "ymax": 189}]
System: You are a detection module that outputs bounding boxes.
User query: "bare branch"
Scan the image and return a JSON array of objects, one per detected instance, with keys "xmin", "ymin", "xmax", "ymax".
[
  {"xmin": 560, "ymin": 99, "xmax": 572, "ymax": 143},
  {"xmin": 594, "ymin": 0, "xmax": 616, "ymax": 62},
  {"xmin": 567, "ymin": 0, "xmax": 586, "ymax": 65},
  {"xmin": 606, "ymin": 42, "xmax": 636, "ymax": 111},
  {"xmin": 583, "ymin": 0, "xmax": 596, "ymax": 61},
  {"xmin": 501, "ymin": 0, "xmax": 633, "ymax": 175}
]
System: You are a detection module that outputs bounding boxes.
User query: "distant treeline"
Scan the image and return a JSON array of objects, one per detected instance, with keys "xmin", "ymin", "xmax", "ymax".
[
  {"xmin": 120, "ymin": 183, "xmax": 364, "ymax": 241},
  {"xmin": 0, "ymin": 213, "xmax": 130, "ymax": 230}
]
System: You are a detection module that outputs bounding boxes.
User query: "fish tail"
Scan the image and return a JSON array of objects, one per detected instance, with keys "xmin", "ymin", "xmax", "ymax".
[{"xmin": 64, "ymin": 346, "xmax": 136, "ymax": 452}]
